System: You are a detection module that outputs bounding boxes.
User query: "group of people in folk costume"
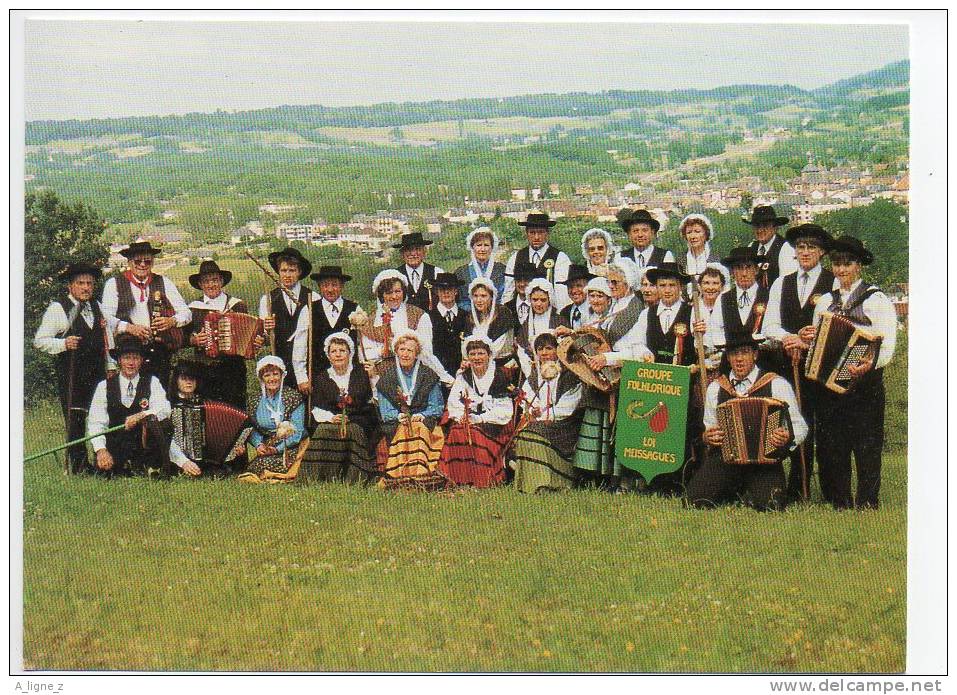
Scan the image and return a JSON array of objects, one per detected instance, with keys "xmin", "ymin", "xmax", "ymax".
[{"xmin": 34, "ymin": 203, "xmax": 898, "ymax": 510}]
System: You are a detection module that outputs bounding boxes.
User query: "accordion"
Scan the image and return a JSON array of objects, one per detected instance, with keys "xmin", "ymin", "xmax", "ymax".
[
  {"xmin": 716, "ymin": 396, "xmax": 791, "ymax": 465},
  {"xmin": 203, "ymin": 311, "xmax": 264, "ymax": 359},
  {"xmin": 557, "ymin": 327, "xmax": 621, "ymax": 393},
  {"xmin": 171, "ymin": 401, "xmax": 257, "ymax": 468},
  {"xmin": 804, "ymin": 311, "xmax": 883, "ymax": 394}
]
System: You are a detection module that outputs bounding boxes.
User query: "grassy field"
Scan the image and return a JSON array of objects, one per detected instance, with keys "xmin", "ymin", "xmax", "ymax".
[{"xmin": 22, "ymin": 401, "xmax": 907, "ymax": 672}]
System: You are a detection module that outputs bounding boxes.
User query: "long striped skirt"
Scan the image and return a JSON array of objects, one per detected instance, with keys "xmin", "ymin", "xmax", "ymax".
[
  {"xmin": 297, "ymin": 422, "xmax": 376, "ymax": 485},
  {"xmin": 572, "ymin": 407, "xmax": 624, "ymax": 478},
  {"xmin": 512, "ymin": 430, "xmax": 577, "ymax": 494},
  {"xmin": 437, "ymin": 422, "xmax": 509, "ymax": 488},
  {"xmin": 376, "ymin": 420, "xmax": 448, "ymax": 490}
]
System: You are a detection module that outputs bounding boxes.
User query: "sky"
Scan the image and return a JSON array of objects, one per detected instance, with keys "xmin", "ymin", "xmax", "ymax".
[{"xmin": 22, "ymin": 18, "xmax": 909, "ymax": 122}]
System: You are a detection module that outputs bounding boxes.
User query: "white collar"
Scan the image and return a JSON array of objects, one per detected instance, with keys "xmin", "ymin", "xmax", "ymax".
[
  {"xmin": 438, "ymin": 302, "xmax": 457, "ymax": 315},
  {"xmin": 840, "ymin": 278, "xmax": 863, "ymax": 296},
  {"xmin": 470, "ymin": 366, "xmax": 495, "ymax": 393},
  {"xmin": 405, "ymin": 264, "xmax": 424, "ymax": 276},
  {"xmin": 798, "ymin": 265, "xmax": 822, "ymax": 280},
  {"xmin": 657, "ymin": 299, "xmax": 682, "ymax": 315},
  {"xmin": 324, "ymin": 296, "xmax": 343, "ymax": 308},
  {"xmin": 731, "ymin": 366, "xmax": 761, "ymax": 385},
  {"xmin": 120, "ymin": 373, "xmax": 140, "ymax": 388},
  {"xmin": 636, "ymin": 245, "xmax": 654, "ymax": 258},
  {"xmin": 737, "ymin": 283, "xmax": 757, "ymax": 298},
  {"xmin": 327, "ymin": 364, "xmax": 352, "ymax": 382},
  {"xmin": 529, "ymin": 244, "xmax": 550, "ymax": 256},
  {"xmin": 204, "ymin": 293, "xmax": 227, "ymax": 305}
]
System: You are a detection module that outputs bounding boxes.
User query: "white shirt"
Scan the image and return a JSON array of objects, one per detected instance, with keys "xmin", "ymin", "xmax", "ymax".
[
  {"xmin": 520, "ymin": 370, "xmax": 583, "ymax": 422},
  {"xmin": 502, "ymin": 244, "xmax": 572, "ymax": 309},
  {"xmin": 447, "ymin": 368, "xmax": 512, "ymax": 425},
  {"xmin": 33, "ymin": 296, "xmax": 119, "ymax": 369},
  {"xmin": 631, "ymin": 298, "xmax": 686, "ymax": 362},
  {"xmin": 358, "ymin": 303, "xmax": 455, "ymax": 385},
  {"xmin": 311, "ymin": 366, "xmax": 355, "ymax": 423},
  {"xmin": 811, "ymin": 279, "xmax": 897, "ymax": 369},
  {"xmin": 703, "ymin": 366, "xmax": 808, "ymax": 449},
  {"xmin": 764, "ymin": 265, "xmax": 837, "ymax": 340},
  {"xmin": 566, "ymin": 301, "xmax": 589, "ymax": 329},
  {"xmin": 592, "ymin": 294, "xmax": 644, "ymax": 366},
  {"xmin": 631, "ymin": 244, "xmax": 675, "ymax": 268},
  {"xmin": 257, "ymin": 282, "xmax": 321, "ymax": 319},
  {"xmin": 705, "ymin": 284, "xmax": 758, "ymax": 352},
  {"xmin": 87, "ymin": 374, "xmax": 171, "ymax": 452},
  {"xmin": 404, "ymin": 263, "xmax": 445, "ymax": 294},
  {"xmin": 754, "ymin": 238, "xmax": 799, "ymax": 278},
  {"xmin": 101, "ymin": 274, "xmax": 191, "ymax": 332}
]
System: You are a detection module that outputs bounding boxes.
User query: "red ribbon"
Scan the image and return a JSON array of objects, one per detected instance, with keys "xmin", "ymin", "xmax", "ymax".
[{"xmin": 124, "ymin": 270, "xmax": 152, "ymax": 302}]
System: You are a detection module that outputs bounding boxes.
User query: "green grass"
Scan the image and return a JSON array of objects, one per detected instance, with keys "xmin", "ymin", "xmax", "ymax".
[{"xmin": 23, "ymin": 416, "xmax": 906, "ymax": 672}]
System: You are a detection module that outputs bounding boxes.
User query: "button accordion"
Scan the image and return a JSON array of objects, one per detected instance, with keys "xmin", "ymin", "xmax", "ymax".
[
  {"xmin": 172, "ymin": 401, "xmax": 258, "ymax": 468},
  {"xmin": 804, "ymin": 311, "xmax": 883, "ymax": 394},
  {"xmin": 202, "ymin": 311, "xmax": 264, "ymax": 359},
  {"xmin": 716, "ymin": 396, "xmax": 791, "ymax": 465},
  {"xmin": 557, "ymin": 327, "xmax": 621, "ymax": 393}
]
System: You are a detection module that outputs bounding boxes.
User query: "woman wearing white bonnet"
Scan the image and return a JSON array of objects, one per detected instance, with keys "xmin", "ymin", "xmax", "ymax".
[
  {"xmin": 514, "ymin": 278, "xmax": 569, "ymax": 378},
  {"xmin": 298, "ymin": 332, "xmax": 379, "ymax": 484},
  {"xmin": 580, "ymin": 227, "xmax": 620, "ymax": 278},
  {"xmin": 357, "ymin": 269, "xmax": 456, "ymax": 387},
  {"xmin": 453, "ymin": 227, "xmax": 506, "ymax": 311}
]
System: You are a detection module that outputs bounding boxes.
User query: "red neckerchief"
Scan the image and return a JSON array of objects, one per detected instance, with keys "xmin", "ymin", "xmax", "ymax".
[{"xmin": 124, "ymin": 270, "xmax": 152, "ymax": 302}]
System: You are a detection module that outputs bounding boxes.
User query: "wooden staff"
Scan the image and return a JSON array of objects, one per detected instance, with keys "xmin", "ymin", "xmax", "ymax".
[
  {"xmin": 266, "ymin": 284, "xmax": 276, "ymax": 354},
  {"xmin": 791, "ymin": 348, "xmax": 809, "ymax": 501},
  {"xmin": 60, "ymin": 301, "xmax": 83, "ymax": 474},
  {"xmin": 460, "ymin": 390, "xmax": 473, "ymax": 447},
  {"xmin": 306, "ymin": 291, "xmax": 314, "ymax": 419},
  {"xmin": 690, "ymin": 279, "xmax": 710, "ymax": 406},
  {"xmin": 25, "ymin": 423, "xmax": 126, "ymax": 463}
]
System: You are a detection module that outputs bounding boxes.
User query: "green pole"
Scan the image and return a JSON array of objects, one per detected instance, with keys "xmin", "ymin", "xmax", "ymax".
[{"xmin": 24, "ymin": 423, "xmax": 127, "ymax": 464}]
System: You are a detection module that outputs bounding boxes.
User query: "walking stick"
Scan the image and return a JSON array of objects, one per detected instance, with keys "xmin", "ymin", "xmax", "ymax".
[
  {"xmin": 791, "ymin": 348, "xmax": 809, "ymax": 500},
  {"xmin": 307, "ymin": 291, "xmax": 314, "ymax": 420},
  {"xmin": 690, "ymin": 279, "xmax": 710, "ymax": 407},
  {"xmin": 25, "ymin": 424, "xmax": 127, "ymax": 463},
  {"xmin": 60, "ymin": 301, "xmax": 83, "ymax": 475}
]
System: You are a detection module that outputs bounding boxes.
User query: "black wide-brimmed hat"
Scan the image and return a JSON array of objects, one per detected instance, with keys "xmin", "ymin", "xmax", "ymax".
[
  {"xmin": 721, "ymin": 246, "xmax": 760, "ymax": 268},
  {"xmin": 433, "ymin": 272, "xmax": 464, "ymax": 288},
  {"xmin": 188, "ymin": 259, "xmax": 233, "ymax": 290},
  {"xmin": 171, "ymin": 358, "xmax": 205, "ymax": 382},
  {"xmin": 310, "ymin": 265, "xmax": 352, "ymax": 283},
  {"xmin": 392, "ymin": 232, "xmax": 434, "ymax": 249},
  {"xmin": 785, "ymin": 223, "xmax": 833, "ymax": 249},
  {"xmin": 510, "ymin": 262, "xmax": 545, "ymax": 282},
  {"xmin": 742, "ymin": 205, "xmax": 789, "ymax": 227},
  {"xmin": 645, "ymin": 262, "xmax": 692, "ymax": 285},
  {"xmin": 109, "ymin": 334, "xmax": 147, "ymax": 360},
  {"xmin": 119, "ymin": 239, "xmax": 163, "ymax": 258},
  {"xmin": 561, "ymin": 264, "xmax": 594, "ymax": 284},
  {"xmin": 617, "ymin": 207, "xmax": 661, "ymax": 233},
  {"xmin": 268, "ymin": 247, "xmax": 313, "ymax": 278},
  {"xmin": 718, "ymin": 328, "xmax": 766, "ymax": 352},
  {"xmin": 58, "ymin": 261, "xmax": 103, "ymax": 281},
  {"xmin": 828, "ymin": 236, "xmax": 874, "ymax": 265},
  {"xmin": 518, "ymin": 212, "xmax": 557, "ymax": 228}
]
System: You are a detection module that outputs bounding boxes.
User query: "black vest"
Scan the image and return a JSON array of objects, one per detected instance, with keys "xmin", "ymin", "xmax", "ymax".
[
  {"xmin": 623, "ymin": 245, "xmax": 669, "ymax": 267},
  {"xmin": 721, "ymin": 284, "xmax": 770, "ymax": 335},
  {"xmin": 462, "ymin": 367, "xmax": 512, "ymax": 403},
  {"xmin": 55, "ymin": 295, "xmax": 107, "ymax": 408},
  {"xmin": 749, "ymin": 234, "xmax": 787, "ymax": 288},
  {"xmin": 105, "ymin": 374, "xmax": 152, "ymax": 453},
  {"xmin": 560, "ymin": 301, "xmax": 588, "ymax": 328},
  {"xmin": 270, "ymin": 286, "xmax": 311, "ymax": 374},
  {"xmin": 516, "ymin": 245, "xmax": 562, "ymax": 284},
  {"xmin": 429, "ymin": 305, "xmax": 469, "ymax": 377},
  {"xmin": 309, "ymin": 297, "xmax": 360, "ymax": 373},
  {"xmin": 716, "ymin": 370, "xmax": 775, "ymax": 405},
  {"xmin": 645, "ymin": 302, "xmax": 695, "ymax": 365},
  {"xmin": 779, "ymin": 268, "xmax": 835, "ymax": 333},
  {"xmin": 399, "ymin": 264, "xmax": 439, "ymax": 312},
  {"xmin": 313, "ymin": 366, "xmax": 378, "ymax": 433},
  {"xmin": 115, "ymin": 274, "xmax": 170, "ymax": 324}
]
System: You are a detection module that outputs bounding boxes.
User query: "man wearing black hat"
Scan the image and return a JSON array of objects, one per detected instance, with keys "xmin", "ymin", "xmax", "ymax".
[
  {"xmin": 86, "ymin": 334, "xmax": 175, "ymax": 478},
  {"xmin": 764, "ymin": 224, "xmax": 837, "ymax": 501},
  {"xmin": 100, "ymin": 239, "xmax": 191, "ymax": 389},
  {"xmin": 810, "ymin": 236, "xmax": 897, "ymax": 510},
  {"xmin": 186, "ymin": 259, "xmax": 255, "ymax": 409},
  {"xmin": 502, "ymin": 212, "xmax": 572, "ymax": 309},
  {"xmin": 686, "ymin": 329, "xmax": 807, "ymax": 511},
  {"xmin": 558, "ymin": 264, "xmax": 595, "ymax": 329},
  {"xmin": 503, "ymin": 261, "xmax": 543, "ymax": 326},
  {"xmin": 257, "ymin": 247, "xmax": 320, "ymax": 390},
  {"xmin": 34, "ymin": 262, "xmax": 121, "ymax": 474},
  {"xmin": 706, "ymin": 247, "xmax": 771, "ymax": 360},
  {"xmin": 743, "ymin": 205, "xmax": 799, "ymax": 289},
  {"xmin": 427, "ymin": 272, "xmax": 469, "ymax": 384},
  {"xmin": 393, "ymin": 232, "xmax": 445, "ymax": 313},
  {"xmin": 291, "ymin": 265, "xmax": 360, "ymax": 382},
  {"xmin": 617, "ymin": 207, "xmax": 675, "ymax": 269}
]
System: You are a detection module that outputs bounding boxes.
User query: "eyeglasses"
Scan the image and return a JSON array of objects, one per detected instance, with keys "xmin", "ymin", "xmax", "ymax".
[{"xmin": 132, "ymin": 257, "xmax": 154, "ymax": 266}]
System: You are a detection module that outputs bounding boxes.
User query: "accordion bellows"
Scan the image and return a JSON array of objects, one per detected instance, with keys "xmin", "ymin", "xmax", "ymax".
[
  {"xmin": 716, "ymin": 396, "xmax": 791, "ymax": 465},
  {"xmin": 203, "ymin": 311, "xmax": 264, "ymax": 359},
  {"xmin": 804, "ymin": 311, "xmax": 883, "ymax": 394},
  {"xmin": 172, "ymin": 401, "xmax": 256, "ymax": 467}
]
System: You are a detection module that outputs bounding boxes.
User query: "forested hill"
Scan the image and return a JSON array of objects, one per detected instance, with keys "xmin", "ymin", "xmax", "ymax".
[{"xmin": 26, "ymin": 61, "xmax": 908, "ymax": 143}]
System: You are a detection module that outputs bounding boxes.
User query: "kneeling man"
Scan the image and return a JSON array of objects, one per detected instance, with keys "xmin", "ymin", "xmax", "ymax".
[
  {"xmin": 686, "ymin": 329, "xmax": 807, "ymax": 511},
  {"xmin": 87, "ymin": 334, "xmax": 174, "ymax": 477}
]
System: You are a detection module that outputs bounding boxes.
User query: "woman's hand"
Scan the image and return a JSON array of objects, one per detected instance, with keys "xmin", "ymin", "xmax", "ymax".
[
  {"xmin": 181, "ymin": 460, "xmax": 202, "ymax": 477},
  {"xmin": 363, "ymin": 361, "xmax": 377, "ymax": 378},
  {"xmin": 331, "ymin": 414, "xmax": 345, "ymax": 424},
  {"xmin": 554, "ymin": 325, "xmax": 572, "ymax": 337},
  {"xmin": 411, "ymin": 414, "xmax": 425, "ymax": 423},
  {"xmin": 256, "ymin": 443, "xmax": 278, "ymax": 456},
  {"xmin": 703, "ymin": 426, "xmax": 725, "ymax": 447},
  {"xmin": 585, "ymin": 353, "xmax": 607, "ymax": 371}
]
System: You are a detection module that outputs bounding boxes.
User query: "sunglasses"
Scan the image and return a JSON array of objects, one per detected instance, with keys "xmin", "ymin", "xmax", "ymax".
[{"xmin": 132, "ymin": 257, "xmax": 154, "ymax": 266}]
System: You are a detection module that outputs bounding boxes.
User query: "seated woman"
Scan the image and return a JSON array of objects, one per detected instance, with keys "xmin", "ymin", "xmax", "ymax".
[
  {"xmin": 437, "ymin": 335, "xmax": 515, "ymax": 488},
  {"xmin": 359, "ymin": 269, "xmax": 455, "ymax": 386},
  {"xmin": 580, "ymin": 227, "xmax": 619, "ymax": 278},
  {"xmin": 463, "ymin": 277, "xmax": 518, "ymax": 377},
  {"xmin": 375, "ymin": 332, "xmax": 448, "ymax": 489},
  {"xmin": 237, "ymin": 356, "xmax": 307, "ymax": 482},
  {"xmin": 453, "ymin": 226, "xmax": 506, "ymax": 311},
  {"xmin": 299, "ymin": 332, "xmax": 379, "ymax": 484},
  {"xmin": 515, "ymin": 278, "xmax": 568, "ymax": 378},
  {"xmin": 511, "ymin": 333, "xmax": 584, "ymax": 494}
]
